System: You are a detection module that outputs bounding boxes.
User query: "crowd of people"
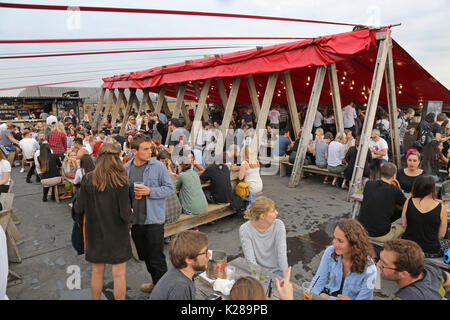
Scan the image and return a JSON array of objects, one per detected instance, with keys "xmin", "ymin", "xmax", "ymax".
[{"xmin": 0, "ymin": 101, "xmax": 450, "ymax": 301}]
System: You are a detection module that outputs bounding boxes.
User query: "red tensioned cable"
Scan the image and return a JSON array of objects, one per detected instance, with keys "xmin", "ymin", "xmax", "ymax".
[
  {"xmin": 0, "ymin": 36, "xmax": 312, "ymax": 44},
  {"xmin": 0, "ymin": 45, "xmax": 240, "ymax": 60},
  {"xmin": 0, "ymin": 2, "xmax": 360, "ymax": 27}
]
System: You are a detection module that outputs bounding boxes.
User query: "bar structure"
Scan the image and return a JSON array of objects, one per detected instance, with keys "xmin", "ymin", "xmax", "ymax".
[{"xmin": 97, "ymin": 27, "xmax": 449, "ymax": 201}]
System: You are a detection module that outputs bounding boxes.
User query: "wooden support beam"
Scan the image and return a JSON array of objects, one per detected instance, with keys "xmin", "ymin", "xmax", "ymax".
[
  {"xmin": 282, "ymin": 71, "xmax": 301, "ymax": 139},
  {"xmin": 288, "ymin": 66, "xmax": 327, "ymax": 188},
  {"xmin": 327, "ymin": 64, "xmax": 344, "ymax": 134},
  {"xmin": 245, "ymin": 75, "xmax": 261, "ymax": 118},
  {"xmin": 154, "ymin": 85, "xmax": 167, "ymax": 114},
  {"xmin": 92, "ymin": 88, "xmax": 105, "ymax": 129},
  {"xmin": 111, "ymin": 88, "xmax": 126, "ymax": 129},
  {"xmin": 385, "ymin": 39, "xmax": 401, "ymax": 167},
  {"xmin": 216, "ymin": 77, "xmax": 228, "ymax": 107},
  {"xmin": 347, "ymin": 31, "xmax": 391, "ymax": 199},
  {"xmin": 190, "ymin": 78, "xmax": 212, "ymax": 146},
  {"xmin": 252, "ymin": 72, "xmax": 279, "ymax": 152},
  {"xmin": 219, "ymin": 76, "xmax": 241, "ymax": 147},
  {"xmin": 119, "ymin": 88, "xmax": 137, "ymax": 136},
  {"xmin": 101, "ymin": 89, "xmax": 115, "ymax": 125},
  {"xmin": 193, "ymin": 81, "xmax": 209, "ymax": 121}
]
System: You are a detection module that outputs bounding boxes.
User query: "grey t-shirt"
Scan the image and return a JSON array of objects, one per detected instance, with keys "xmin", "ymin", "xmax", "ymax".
[
  {"xmin": 129, "ymin": 161, "xmax": 148, "ymax": 225},
  {"xmin": 239, "ymin": 219, "xmax": 288, "ymax": 272},
  {"xmin": 149, "ymin": 268, "xmax": 195, "ymax": 300},
  {"xmin": 315, "ymin": 141, "xmax": 329, "ymax": 166},
  {"xmin": 394, "ymin": 263, "xmax": 448, "ymax": 300},
  {"xmin": 169, "ymin": 128, "xmax": 190, "ymax": 146},
  {"xmin": 0, "ymin": 130, "xmax": 12, "ymax": 146}
]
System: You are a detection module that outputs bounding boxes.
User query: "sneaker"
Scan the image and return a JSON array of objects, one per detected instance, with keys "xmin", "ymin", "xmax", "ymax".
[
  {"xmin": 140, "ymin": 283, "xmax": 155, "ymax": 293},
  {"xmin": 20, "ymin": 168, "xmax": 25, "ymax": 173},
  {"xmin": 59, "ymin": 193, "xmax": 72, "ymax": 200}
]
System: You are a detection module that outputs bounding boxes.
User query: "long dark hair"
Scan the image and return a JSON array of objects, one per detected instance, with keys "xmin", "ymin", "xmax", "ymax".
[
  {"xmin": 91, "ymin": 143, "xmax": 128, "ymax": 192},
  {"xmin": 422, "ymin": 140, "xmax": 441, "ymax": 171},
  {"xmin": 38, "ymin": 143, "xmax": 52, "ymax": 173},
  {"xmin": 80, "ymin": 154, "xmax": 95, "ymax": 174},
  {"xmin": 411, "ymin": 174, "xmax": 437, "ymax": 200}
]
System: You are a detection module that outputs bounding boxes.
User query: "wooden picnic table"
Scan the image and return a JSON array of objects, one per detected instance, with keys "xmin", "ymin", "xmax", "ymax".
[{"xmin": 194, "ymin": 257, "xmax": 323, "ymax": 300}]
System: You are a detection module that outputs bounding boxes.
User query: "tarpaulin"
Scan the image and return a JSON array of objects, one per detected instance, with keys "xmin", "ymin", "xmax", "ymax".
[{"xmin": 102, "ymin": 28, "xmax": 450, "ymax": 105}]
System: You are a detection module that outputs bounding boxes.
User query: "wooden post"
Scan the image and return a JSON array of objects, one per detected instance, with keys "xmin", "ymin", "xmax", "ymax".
[
  {"xmin": 347, "ymin": 30, "xmax": 391, "ymax": 199},
  {"xmin": 245, "ymin": 75, "xmax": 261, "ymax": 118},
  {"xmin": 165, "ymin": 83, "xmax": 187, "ymax": 145},
  {"xmin": 139, "ymin": 88, "xmax": 154, "ymax": 114},
  {"xmin": 101, "ymin": 89, "xmax": 114, "ymax": 125},
  {"xmin": 288, "ymin": 66, "xmax": 327, "ymax": 188},
  {"xmin": 193, "ymin": 81, "xmax": 210, "ymax": 121},
  {"xmin": 119, "ymin": 88, "xmax": 137, "ymax": 136},
  {"xmin": 219, "ymin": 76, "xmax": 242, "ymax": 147},
  {"xmin": 385, "ymin": 39, "xmax": 401, "ymax": 167},
  {"xmin": 216, "ymin": 77, "xmax": 228, "ymax": 107},
  {"xmin": 92, "ymin": 88, "xmax": 105, "ymax": 129},
  {"xmin": 327, "ymin": 64, "xmax": 344, "ymax": 134},
  {"xmin": 252, "ymin": 72, "xmax": 279, "ymax": 152},
  {"xmin": 111, "ymin": 88, "xmax": 125, "ymax": 128},
  {"xmin": 190, "ymin": 78, "xmax": 211, "ymax": 146},
  {"xmin": 282, "ymin": 70, "xmax": 301, "ymax": 139},
  {"xmin": 154, "ymin": 85, "xmax": 167, "ymax": 115}
]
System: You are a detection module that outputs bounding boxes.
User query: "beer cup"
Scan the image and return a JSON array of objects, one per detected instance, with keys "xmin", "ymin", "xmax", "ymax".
[{"xmin": 134, "ymin": 182, "xmax": 144, "ymax": 200}]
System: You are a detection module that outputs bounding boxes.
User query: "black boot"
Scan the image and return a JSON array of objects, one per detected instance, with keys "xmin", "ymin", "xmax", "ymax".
[
  {"xmin": 43, "ymin": 187, "xmax": 49, "ymax": 202},
  {"xmin": 26, "ymin": 178, "xmax": 31, "ymax": 183}
]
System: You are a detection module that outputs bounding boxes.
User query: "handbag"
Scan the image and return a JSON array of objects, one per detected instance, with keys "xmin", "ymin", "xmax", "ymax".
[
  {"xmin": 235, "ymin": 182, "xmax": 250, "ymax": 198},
  {"xmin": 41, "ymin": 176, "xmax": 64, "ymax": 187}
]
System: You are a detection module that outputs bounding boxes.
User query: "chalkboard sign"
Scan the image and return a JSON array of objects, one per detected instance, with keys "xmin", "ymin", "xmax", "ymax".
[{"xmin": 422, "ymin": 101, "xmax": 443, "ymax": 121}]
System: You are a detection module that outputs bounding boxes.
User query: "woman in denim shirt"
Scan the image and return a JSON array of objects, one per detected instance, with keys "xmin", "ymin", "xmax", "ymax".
[{"xmin": 310, "ymin": 219, "xmax": 378, "ymax": 300}]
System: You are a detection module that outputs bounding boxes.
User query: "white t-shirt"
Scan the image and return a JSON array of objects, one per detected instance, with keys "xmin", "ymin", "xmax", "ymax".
[
  {"xmin": 343, "ymin": 105, "xmax": 357, "ymax": 128},
  {"xmin": 376, "ymin": 119, "xmax": 390, "ymax": 131},
  {"xmin": 0, "ymin": 159, "xmax": 11, "ymax": 186},
  {"xmin": 268, "ymin": 109, "xmax": 280, "ymax": 124},
  {"xmin": 314, "ymin": 111, "xmax": 324, "ymax": 127},
  {"xmin": 19, "ymin": 137, "xmax": 39, "ymax": 160},
  {"xmin": 34, "ymin": 150, "xmax": 42, "ymax": 175},
  {"xmin": 369, "ymin": 137, "xmax": 389, "ymax": 161},
  {"xmin": 324, "ymin": 115, "xmax": 335, "ymax": 124},
  {"xmin": 0, "ymin": 226, "xmax": 8, "ymax": 300},
  {"xmin": 327, "ymin": 141, "xmax": 346, "ymax": 167}
]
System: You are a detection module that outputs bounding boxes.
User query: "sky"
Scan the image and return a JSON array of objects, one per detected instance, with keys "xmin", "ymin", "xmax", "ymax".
[{"xmin": 0, "ymin": 0, "xmax": 449, "ymax": 98}]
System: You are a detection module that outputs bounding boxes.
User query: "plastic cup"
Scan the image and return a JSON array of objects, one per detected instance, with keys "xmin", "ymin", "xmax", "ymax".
[
  {"xmin": 247, "ymin": 261, "xmax": 261, "ymax": 280},
  {"xmin": 134, "ymin": 182, "xmax": 144, "ymax": 200},
  {"xmin": 302, "ymin": 282, "xmax": 312, "ymax": 300},
  {"xmin": 226, "ymin": 266, "xmax": 236, "ymax": 281}
]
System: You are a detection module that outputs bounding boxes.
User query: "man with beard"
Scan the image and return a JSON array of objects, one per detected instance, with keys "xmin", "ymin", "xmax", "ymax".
[{"xmin": 149, "ymin": 230, "xmax": 210, "ymax": 300}]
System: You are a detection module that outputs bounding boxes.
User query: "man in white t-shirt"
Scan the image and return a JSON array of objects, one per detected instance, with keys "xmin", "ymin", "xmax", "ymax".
[
  {"xmin": 268, "ymin": 105, "xmax": 280, "ymax": 129},
  {"xmin": 19, "ymin": 129, "xmax": 39, "ymax": 173},
  {"xmin": 369, "ymin": 129, "xmax": 389, "ymax": 176},
  {"xmin": 313, "ymin": 110, "xmax": 324, "ymax": 131},
  {"xmin": 342, "ymin": 101, "xmax": 357, "ymax": 136}
]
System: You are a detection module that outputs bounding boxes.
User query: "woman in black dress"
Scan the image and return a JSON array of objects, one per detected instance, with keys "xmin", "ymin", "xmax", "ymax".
[
  {"xmin": 396, "ymin": 149, "xmax": 424, "ymax": 194},
  {"xmin": 38, "ymin": 143, "xmax": 62, "ymax": 202},
  {"xmin": 74, "ymin": 142, "xmax": 132, "ymax": 300}
]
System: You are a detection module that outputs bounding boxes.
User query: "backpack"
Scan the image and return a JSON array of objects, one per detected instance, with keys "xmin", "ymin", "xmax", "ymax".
[
  {"xmin": 414, "ymin": 121, "xmax": 435, "ymax": 150},
  {"xmin": 235, "ymin": 182, "xmax": 250, "ymax": 197},
  {"xmin": 375, "ymin": 120, "xmax": 390, "ymax": 140}
]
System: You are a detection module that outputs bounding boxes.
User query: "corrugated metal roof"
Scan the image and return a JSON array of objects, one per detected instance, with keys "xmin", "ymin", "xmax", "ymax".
[{"xmin": 17, "ymin": 86, "xmax": 177, "ymax": 104}]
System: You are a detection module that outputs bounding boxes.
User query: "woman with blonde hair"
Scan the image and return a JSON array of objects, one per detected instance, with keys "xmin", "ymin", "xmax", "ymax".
[
  {"xmin": 74, "ymin": 142, "xmax": 132, "ymax": 300},
  {"xmin": 327, "ymin": 132, "xmax": 348, "ymax": 187},
  {"xmin": 238, "ymin": 145, "xmax": 263, "ymax": 194},
  {"xmin": 239, "ymin": 196, "xmax": 289, "ymax": 278},
  {"xmin": 309, "ymin": 219, "xmax": 377, "ymax": 300}
]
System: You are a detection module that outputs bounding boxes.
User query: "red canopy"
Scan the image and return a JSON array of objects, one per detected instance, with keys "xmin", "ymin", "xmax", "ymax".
[{"xmin": 102, "ymin": 28, "xmax": 450, "ymax": 105}]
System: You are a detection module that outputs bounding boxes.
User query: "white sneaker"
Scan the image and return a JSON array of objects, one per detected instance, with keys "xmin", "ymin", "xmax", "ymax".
[{"xmin": 20, "ymin": 168, "xmax": 25, "ymax": 173}]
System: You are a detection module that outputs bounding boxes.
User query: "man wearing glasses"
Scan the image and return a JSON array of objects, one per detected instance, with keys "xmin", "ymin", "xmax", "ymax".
[
  {"xmin": 377, "ymin": 239, "xmax": 449, "ymax": 300},
  {"xmin": 150, "ymin": 230, "xmax": 210, "ymax": 300}
]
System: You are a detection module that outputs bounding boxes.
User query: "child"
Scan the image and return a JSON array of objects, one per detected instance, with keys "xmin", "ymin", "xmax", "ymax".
[{"xmin": 315, "ymin": 132, "xmax": 333, "ymax": 183}]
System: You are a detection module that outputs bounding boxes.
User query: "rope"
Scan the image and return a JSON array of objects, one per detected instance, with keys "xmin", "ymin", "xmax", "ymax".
[
  {"xmin": 0, "ymin": 36, "xmax": 312, "ymax": 44},
  {"xmin": 0, "ymin": 2, "xmax": 361, "ymax": 27}
]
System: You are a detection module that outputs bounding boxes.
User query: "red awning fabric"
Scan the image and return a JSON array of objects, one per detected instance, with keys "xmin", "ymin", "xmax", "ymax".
[{"xmin": 102, "ymin": 28, "xmax": 450, "ymax": 105}]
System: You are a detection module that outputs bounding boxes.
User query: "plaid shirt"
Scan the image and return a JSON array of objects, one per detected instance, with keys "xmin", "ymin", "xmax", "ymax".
[{"xmin": 46, "ymin": 130, "xmax": 67, "ymax": 154}]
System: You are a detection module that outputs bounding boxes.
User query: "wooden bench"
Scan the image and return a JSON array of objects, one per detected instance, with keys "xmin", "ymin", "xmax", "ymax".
[
  {"xmin": 164, "ymin": 203, "xmax": 234, "ymax": 238},
  {"xmin": 0, "ymin": 193, "xmax": 22, "ymax": 263},
  {"xmin": 280, "ymin": 162, "xmax": 346, "ymax": 179}
]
